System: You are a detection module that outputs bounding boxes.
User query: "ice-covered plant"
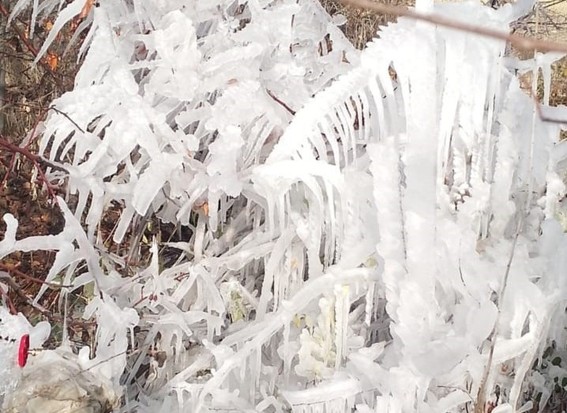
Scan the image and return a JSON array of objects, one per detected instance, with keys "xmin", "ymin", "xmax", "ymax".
[
  {"xmin": 2, "ymin": 0, "xmax": 567, "ymax": 412},
  {"xmin": 295, "ymin": 288, "xmax": 359, "ymax": 383}
]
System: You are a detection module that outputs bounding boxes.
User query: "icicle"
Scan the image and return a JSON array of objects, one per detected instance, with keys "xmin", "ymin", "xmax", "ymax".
[
  {"xmin": 35, "ymin": 0, "xmax": 86, "ymax": 61},
  {"xmin": 334, "ymin": 284, "xmax": 349, "ymax": 368},
  {"xmin": 29, "ymin": 0, "xmax": 39, "ymax": 38},
  {"xmin": 283, "ymin": 378, "xmax": 362, "ymax": 413},
  {"xmin": 260, "ymin": 228, "xmax": 294, "ymax": 315},
  {"xmin": 393, "ymin": 23, "xmax": 438, "ymax": 289},
  {"xmin": 368, "ymin": 137, "xmax": 406, "ymax": 268},
  {"xmin": 0, "ymin": 214, "xmax": 18, "ymax": 259},
  {"xmin": 282, "ymin": 322, "xmax": 291, "ymax": 384},
  {"xmin": 364, "ymin": 281, "xmax": 375, "ymax": 328},
  {"xmin": 7, "ymin": 0, "xmax": 32, "ymax": 24}
]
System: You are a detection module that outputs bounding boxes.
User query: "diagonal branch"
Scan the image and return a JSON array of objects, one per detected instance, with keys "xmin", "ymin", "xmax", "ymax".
[
  {"xmin": 0, "ymin": 137, "xmax": 68, "ymax": 173},
  {"xmin": 341, "ymin": 0, "xmax": 567, "ymax": 53}
]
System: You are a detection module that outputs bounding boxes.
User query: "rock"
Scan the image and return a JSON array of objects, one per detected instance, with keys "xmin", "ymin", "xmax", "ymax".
[{"xmin": 2, "ymin": 350, "xmax": 119, "ymax": 413}]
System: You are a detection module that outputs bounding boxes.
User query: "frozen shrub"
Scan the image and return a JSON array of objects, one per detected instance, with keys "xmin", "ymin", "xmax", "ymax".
[{"xmin": 2, "ymin": 0, "xmax": 567, "ymax": 412}]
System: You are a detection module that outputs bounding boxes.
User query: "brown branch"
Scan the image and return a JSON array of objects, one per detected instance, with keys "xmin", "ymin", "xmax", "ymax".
[
  {"xmin": 49, "ymin": 106, "xmax": 85, "ymax": 133},
  {"xmin": 341, "ymin": 0, "xmax": 567, "ymax": 53},
  {"xmin": 0, "ymin": 136, "xmax": 66, "ymax": 202},
  {"xmin": 0, "ymin": 262, "xmax": 73, "ymax": 289},
  {"xmin": 0, "ymin": 137, "xmax": 68, "ymax": 173},
  {"xmin": 266, "ymin": 89, "xmax": 296, "ymax": 115},
  {"xmin": 0, "ymin": 270, "xmax": 96, "ymax": 327},
  {"xmin": 0, "ymin": 271, "xmax": 52, "ymax": 315},
  {"xmin": 1, "ymin": 151, "xmax": 19, "ymax": 189}
]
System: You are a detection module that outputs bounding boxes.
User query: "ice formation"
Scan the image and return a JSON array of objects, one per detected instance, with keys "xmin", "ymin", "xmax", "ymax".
[{"xmin": 1, "ymin": 0, "xmax": 567, "ymax": 412}]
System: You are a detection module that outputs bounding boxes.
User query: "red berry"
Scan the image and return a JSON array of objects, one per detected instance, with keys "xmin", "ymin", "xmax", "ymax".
[{"xmin": 18, "ymin": 334, "xmax": 30, "ymax": 367}]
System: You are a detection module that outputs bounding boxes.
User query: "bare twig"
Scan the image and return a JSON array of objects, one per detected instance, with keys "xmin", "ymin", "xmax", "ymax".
[
  {"xmin": 49, "ymin": 106, "xmax": 85, "ymax": 133},
  {"xmin": 0, "ymin": 262, "xmax": 73, "ymax": 289},
  {"xmin": 0, "ymin": 270, "xmax": 97, "ymax": 327},
  {"xmin": 0, "ymin": 1, "xmax": 77, "ymax": 88},
  {"xmin": 0, "ymin": 271, "xmax": 52, "ymax": 316},
  {"xmin": 341, "ymin": 0, "xmax": 567, "ymax": 53},
  {"xmin": 266, "ymin": 89, "xmax": 296, "ymax": 115},
  {"xmin": 0, "ymin": 135, "xmax": 67, "ymax": 201},
  {"xmin": 0, "ymin": 136, "xmax": 68, "ymax": 173}
]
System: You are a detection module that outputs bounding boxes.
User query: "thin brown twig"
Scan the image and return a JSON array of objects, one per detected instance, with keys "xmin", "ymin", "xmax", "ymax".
[
  {"xmin": 0, "ymin": 271, "xmax": 97, "ymax": 327},
  {"xmin": 266, "ymin": 89, "xmax": 296, "ymax": 115},
  {"xmin": 0, "ymin": 2, "xmax": 60, "ymax": 80},
  {"xmin": 0, "ymin": 262, "xmax": 73, "ymax": 289},
  {"xmin": 0, "ymin": 271, "xmax": 52, "ymax": 315},
  {"xmin": 341, "ymin": 0, "xmax": 567, "ymax": 53},
  {"xmin": 49, "ymin": 106, "xmax": 85, "ymax": 133},
  {"xmin": 1, "ymin": 151, "xmax": 19, "ymax": 189},
  {"xmin": 0, "ymin": 136, "xmax": 68, "ymax": 173},
  {"xmin": 0, "ymin": 50, "xmax": 35, "ymax": 61},
  {"xmin": 0, "ymin": 136, "xmax": 66, "ymax": 201}
]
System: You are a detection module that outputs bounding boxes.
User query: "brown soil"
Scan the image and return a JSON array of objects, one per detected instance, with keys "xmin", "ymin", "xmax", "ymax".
[{"xmin": 321, "ymin": 0, "xmax": 415, "ymax": 48}]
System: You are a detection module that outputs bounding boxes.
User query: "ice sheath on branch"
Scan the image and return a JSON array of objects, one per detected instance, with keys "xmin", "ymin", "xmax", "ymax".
[{"xmin": 2, "ymin": 0, "xmax": 567, "ymax": 412}]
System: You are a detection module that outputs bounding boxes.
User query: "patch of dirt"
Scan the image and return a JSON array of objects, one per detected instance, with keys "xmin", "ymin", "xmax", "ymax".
[
  {"xmin": 321, "ymin": 0, "xmax": 415, "ymax": 49},
  {"xmin": 513, "ymin": 1, "xmax": 567, "ymax": 107}
]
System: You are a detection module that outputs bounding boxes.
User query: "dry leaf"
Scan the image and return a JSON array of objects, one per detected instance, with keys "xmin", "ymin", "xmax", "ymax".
[{"xmin": 46, "ymin": 53, "xmax": 58, "ymax": 71}]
